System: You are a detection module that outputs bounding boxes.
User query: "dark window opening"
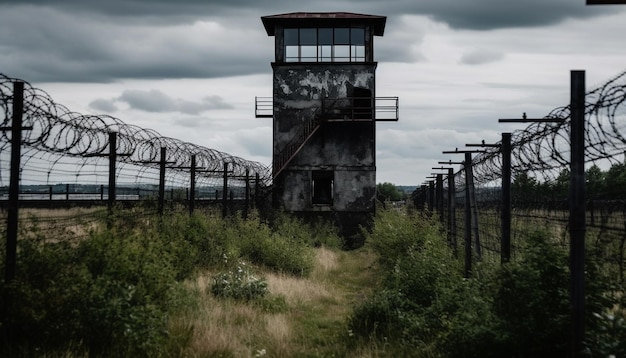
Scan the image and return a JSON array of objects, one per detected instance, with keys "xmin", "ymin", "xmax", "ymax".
[
  {"xmin": 312, "ymin": 171, "xmax": 334, "ymax": 205},
  {"xmin": 346, "ymin": 84, "xmax": 373, "ymax": 120}
]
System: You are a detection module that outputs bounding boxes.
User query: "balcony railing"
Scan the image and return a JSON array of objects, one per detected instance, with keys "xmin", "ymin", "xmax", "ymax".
[
  {"xmin": 255, "ymin": 96, "xmax": 273, "ymax": 118},
  {"xmin": 255, "ymin": 96, "xmax": 399, "ymax": 121},
  {"xmin": 375, "ymin": 97, "xmax": 399, "ymax": 122}
]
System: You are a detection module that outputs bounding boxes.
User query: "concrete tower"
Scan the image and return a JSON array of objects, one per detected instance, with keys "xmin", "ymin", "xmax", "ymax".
[{"xmin": 257, "ymin": 12, "xmax": 398, "ymax": 243}]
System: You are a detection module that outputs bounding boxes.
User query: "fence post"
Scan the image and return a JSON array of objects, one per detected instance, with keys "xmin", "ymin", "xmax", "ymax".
[
  {"xmin": 463, "ymin": 153, "xmax": 473, "ymax": 277},
  {"xmin": 158, "ymin": 147, "xmax": 166, "ymax": 216},
  {"xmin": 436, "ymin": 173, "xmax": 444, "ymax": 224},
  {"xmin": 448, "ymin": 168, "xmax": 457, "ymax": 257},
  {"xmin": 255, "ymin": 172, "xmax": 260, "ymax": 209},
  {"xmin": 244, "ymin": 168, "xmax": 250, "ymax": 219},
  {"xmin": 222, "ymin": 162, "xmax": 228, "ymax": 218},
  {"xmin": 428, "ymin": 180, "xmax": 435, "ymax": 213},
  {"xmin": 189, "ymin": 154, "xmax": 196, "ymax": 215},
  {"xmin": 108, "ymin": 132, "xmax": 117, "ymax": 213},
  {"xmin": 501, "ymin": 132, "xmax": 512, "ymax": 263},
  {"xmin": 66, "ymin": 183, "xmax": 70, "ymax": 201},
  {"xmin": 570, "ymin": 69, "xmax": 586, "ymax": 356},
  {"xmin": 3, "ymin": 81, "xmax": 25, "ymax": 341},
  {"xmin": 49, "ymin": 185, "xmax": 53, "ymax": 200},
  {"xmin": 466, "ymin": 155, "xmax": 481, "ymax": 260}
]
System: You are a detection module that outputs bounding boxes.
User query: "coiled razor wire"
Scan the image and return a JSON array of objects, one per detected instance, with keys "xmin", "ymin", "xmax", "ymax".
[
  {"xmin": 0, "ymin": 74, "xmax": 272, "ymax": 193},
  {"xmin": 431, "ymin": 69, "xmax": 626, "ymax": 267},
  {"xmin": 464, "ymin": 69, "xmax": 626, "ymax": 186}
]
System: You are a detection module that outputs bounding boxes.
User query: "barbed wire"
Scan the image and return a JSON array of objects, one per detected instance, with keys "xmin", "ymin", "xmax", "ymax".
[
  {"xmin": 0, "ymin": 74, "xmax": 272, "ymax": 191},
  {"xmin": 468, "ymin": 70, "xmax": 626, "ymax": 185}
]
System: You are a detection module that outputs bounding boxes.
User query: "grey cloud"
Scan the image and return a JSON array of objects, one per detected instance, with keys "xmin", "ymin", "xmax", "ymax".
[
  {"xmin": 460, "ymin": 49, "xmax": 505, "ymax": 65},
  {"xmin": 0, "ymin": 5, "xmax": 272, "ymax": 83},
  {"xmin": 3, "ymin": 0, "xmax": 614, "ymax": 29},
  {"xmin": 88, "ymin": 89, "xmax": 234, "ymax": 114},
  {"xmin": 173, "ymin": 117, "xmax": 203, "ymax": 128},
  {"xmin": 0, "ymin": 0, "xmax": 618, "ymax": 83},
  {"xmin": 118, "ymin": 89, "xmax": 233, "ymax": 114},
  {"xmin": 89, "ymin": 98, "xmax": 118, "ymax": 113}
]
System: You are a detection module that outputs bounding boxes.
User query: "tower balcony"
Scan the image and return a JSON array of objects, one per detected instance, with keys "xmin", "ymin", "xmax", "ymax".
[
  {"xmin": 255, "ymin": 96, "xmax": 399, "ymax": 121},
  {"xmin": 255, "ymin": 96, "xmax": 273, "ymax": 118}
]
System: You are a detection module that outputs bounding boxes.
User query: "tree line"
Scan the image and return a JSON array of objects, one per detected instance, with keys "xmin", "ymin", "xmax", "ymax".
[{"xmin": 513, "ymin": 162, "xmax": 626, "ymax": 202}]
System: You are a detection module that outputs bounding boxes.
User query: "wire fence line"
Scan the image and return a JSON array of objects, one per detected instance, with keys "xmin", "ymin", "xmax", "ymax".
[
  {"xmin": 0, "ymin": 74, "xmax": 272, "ymax": 214},
  {"xmin": 414, "ymin": 69, "xmax": 626, "ymax": 283}
]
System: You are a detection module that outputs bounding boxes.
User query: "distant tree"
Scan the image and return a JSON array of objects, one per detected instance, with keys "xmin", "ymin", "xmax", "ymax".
[
  {"xmin": 546, "ymin": 168, "xmax": 570, "ymax": 199},
  {"xmin": 586, "ymin": 164, "xmax": 606, "ymax": 199},
  {"xmin": 377, "ymin": 182, "xmax": 404, "ymax": 202},
  {"xmin": 512, "ymin": 172, "xmax": 538, "ymax": 202},
  {"xmin": 603, "ymin": 163, "xmax": 626, "ymax": 199}
]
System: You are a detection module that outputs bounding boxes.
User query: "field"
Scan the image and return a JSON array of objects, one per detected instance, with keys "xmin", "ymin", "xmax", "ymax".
[{"xmin": 1, "ymin": 206, "xmax": 625, "ymax": 357}]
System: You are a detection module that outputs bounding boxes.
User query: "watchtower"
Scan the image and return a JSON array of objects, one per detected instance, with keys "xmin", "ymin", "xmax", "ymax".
[{"xmin": 257, "ymin": 12, "xmax": 398, "ymax": 242}]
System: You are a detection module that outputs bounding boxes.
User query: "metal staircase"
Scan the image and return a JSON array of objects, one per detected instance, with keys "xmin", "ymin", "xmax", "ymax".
[
  {"xmin": 272, "ymin": 110, "xmax": 322, "ymax": 178},
  {"xmin": 270, "ymin": 95, "xmax": 398, "ymax": 178}
]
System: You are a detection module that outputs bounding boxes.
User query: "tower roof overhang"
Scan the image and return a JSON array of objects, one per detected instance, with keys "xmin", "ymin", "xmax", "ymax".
[{"xmin": 261, "ymin": 12, "xmax": 387, "ymax": 36}]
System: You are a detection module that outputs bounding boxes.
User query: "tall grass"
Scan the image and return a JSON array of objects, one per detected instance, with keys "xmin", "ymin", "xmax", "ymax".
[
  {"xmin": 347, "ymin": 208, "xmax": 626, "ymax": 357},
  {"xmin": 0, "ymin": 208, "xmax": 344, "ymax": 357},
  {"xmin": 8, "ymin": 206, "xmax": 621, "ymax": 357}
]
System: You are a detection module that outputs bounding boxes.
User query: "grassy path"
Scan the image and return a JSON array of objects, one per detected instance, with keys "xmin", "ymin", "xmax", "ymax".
[{"xmin": 169, "ymin": 245, "xmax": 381, "ymax": 357}]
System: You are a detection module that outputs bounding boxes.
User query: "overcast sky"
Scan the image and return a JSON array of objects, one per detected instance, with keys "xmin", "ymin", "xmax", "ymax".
[{"xmin": 1, "ymin": 0, "xmax": 625, "ymax": 185}]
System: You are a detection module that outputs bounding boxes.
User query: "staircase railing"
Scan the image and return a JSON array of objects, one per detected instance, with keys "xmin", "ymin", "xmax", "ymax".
[{"xmin": 272, "ymin": 108, "xmax": 322, "ymax": 177}]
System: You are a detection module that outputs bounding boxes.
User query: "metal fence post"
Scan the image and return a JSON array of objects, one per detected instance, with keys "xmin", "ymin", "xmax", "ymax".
[
  {"xmin": 448, "ymin": 168, "xmax": 457, "ymax": 257},
  {"xmin": 501, "ymin": 132, "xmax": 512, "ymax": 263},
  {"xmin": 222, "ymin": 162, "xmax": 228, "ymax": 218},
  {"xmin": 463, "ymin": 153, "xmax": 473, "ymax": 277},
  {"xmin": 466, "ymin": 155, "xmax": 481, "ymax": 260},
  {"xmin": 3, "ymin": 81, "xmax": 25, "ymax": 341},
  {"xmin": 436, "ymin": 173, "xmax": 444, "ymax": 224},
  {"xmin": 570, "ymin": 69, "xmax": 586, "ymax": 356},
  {"xmin": 189, "ymin": 154, "xmax": 196, "ymax": 215},
  {"xmin": 108, "ymin": 132, "xmax": 117, "ymax": 213},
  {"xmin": 428, "ymin": 180, "xmax": 435, "ymax": 213},
  {"xmin": 5, "ymin": 81, "xmax": 24, "ymax": 288},
  {"xmin": 255, "ymin": 172, "xmax": 260, "ymax": 209},
  {"xmin": 244, "ymin": 168, "xmax": 250, "ymax": 219},
  {"xmin": 158, "ymin": 147, "xmax": 166, "ymax": 216}
]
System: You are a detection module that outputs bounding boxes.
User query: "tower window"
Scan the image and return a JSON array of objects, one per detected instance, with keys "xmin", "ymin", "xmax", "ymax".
[
  {"xmin": 312, "ymin": 171, "xmax": 334, "ymax": 205},
  {"xmin": 284, "ymin": 28, "xmax": 366, "ymax": 63}
]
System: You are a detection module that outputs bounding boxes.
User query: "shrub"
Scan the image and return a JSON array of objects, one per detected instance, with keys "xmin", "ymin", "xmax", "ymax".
[
  {"xmin": 1, "ymin": 223, "xmax": 191, "ymax": 357},
  {"xmin": 367, "ymin": 209, "xmax": 441, "ymax": 270},
  {"xmin": 237, "ymin": 215, "xmax": 315, "ymax": 277},
  {"xmin": 210, "ymin": 260, "xmax": 268, "ymax": 301},
  {"xmin": 348, "ymin": 209, "xmax": 626, "ymax": 357}
]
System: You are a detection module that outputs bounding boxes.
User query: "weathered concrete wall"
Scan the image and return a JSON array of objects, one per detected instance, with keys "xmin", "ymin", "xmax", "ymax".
[
  {"xmin": 278, "ymin": 170, "xmax": 310, "ymax": 211},
  {"xmin": 272, "ymin": 64, "xmax": 376, "ymax": 153},
  {"xmin": 272, "ymin": 64, "xmax": 377, "ymax": 217},
  {"xmin": 333, "ymin": 169, "xmax": 375, "ymax": 211}
]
